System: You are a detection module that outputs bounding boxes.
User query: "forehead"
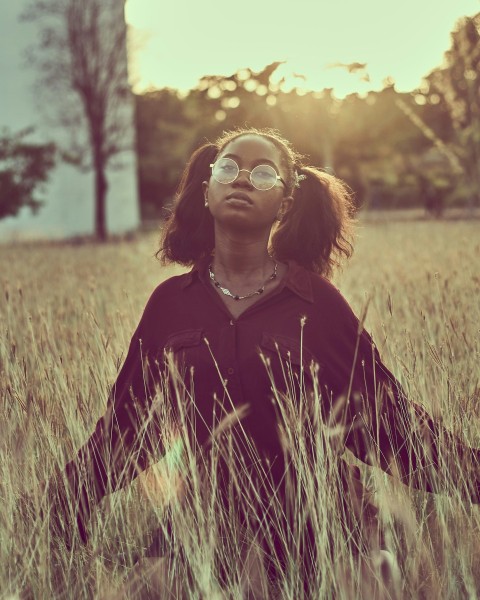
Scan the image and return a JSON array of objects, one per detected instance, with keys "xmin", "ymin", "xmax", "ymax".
[{"xmin": 220, "ymin": 135, "xmax": 282, "ymax": 166}]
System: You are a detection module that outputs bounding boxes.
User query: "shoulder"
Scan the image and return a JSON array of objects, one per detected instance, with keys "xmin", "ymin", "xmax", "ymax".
[
  {"xmin": 151, "ymin": 272, "xmax": 192, "ymax": 294},
  {"xmin": 133, "ymin": 271, "xmax": 195, "ymax": 343},
  {"xmin": 299, "ymin": 269, "xmax": 362, "ymax": 341},
  {"xmin": 308, "ymin": 271, "xmax": 355, "ymax": 316},
  {"xmin": 141, "ymin": 271, "xmax": 193, "ymax": 315},
  {"xmin": 285, "ymin": 261, "xmax": 357, "ymax": 320}
]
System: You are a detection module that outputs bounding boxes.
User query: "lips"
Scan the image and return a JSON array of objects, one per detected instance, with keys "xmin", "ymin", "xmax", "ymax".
[{"xmin": 225, "ymin": 192, "xmax": 253, "ymax": 204}]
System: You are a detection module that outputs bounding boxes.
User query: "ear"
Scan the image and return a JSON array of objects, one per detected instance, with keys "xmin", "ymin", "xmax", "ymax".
[
  {"xmin": 276, "ymin": 195, "xmax": 293, "ymax": 221},
  {"xmin": 202, "ymin": 181, "xmax": 209, "ymax": 200},
  {"xmin": 202, "ymin": 181, "xmax": 208, "ymax": 202}
]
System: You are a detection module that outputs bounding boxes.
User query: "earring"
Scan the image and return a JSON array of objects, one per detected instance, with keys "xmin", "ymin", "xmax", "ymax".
[{"xmin": 204, "ymin": 199, "xmax": 209, "ymax": 207}]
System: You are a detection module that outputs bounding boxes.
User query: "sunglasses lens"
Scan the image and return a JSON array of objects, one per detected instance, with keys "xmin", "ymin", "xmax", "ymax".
[
  {"xmin": 251, "ymin": 165, "xmax": 277, "ymax": 190},
  {"xmin": 212, "ymin": 158, "xmax": 238, "ymax": 183}
]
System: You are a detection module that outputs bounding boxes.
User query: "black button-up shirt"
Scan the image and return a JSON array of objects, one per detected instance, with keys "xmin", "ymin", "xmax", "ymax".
[{"xmin": 63, "ymin": 259, "xmax": 480, "ymax": 535}]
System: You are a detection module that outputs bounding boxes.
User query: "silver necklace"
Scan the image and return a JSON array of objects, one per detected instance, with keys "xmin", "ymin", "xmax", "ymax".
[{"xmin": 208, "ymin": 261, "xmax": 278, "ymax": 301}]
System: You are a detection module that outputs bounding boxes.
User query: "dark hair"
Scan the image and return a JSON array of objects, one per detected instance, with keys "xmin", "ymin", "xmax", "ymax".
[{"xmin": 158, "ymin": 128, "xmax": 355, "ymax": 278}]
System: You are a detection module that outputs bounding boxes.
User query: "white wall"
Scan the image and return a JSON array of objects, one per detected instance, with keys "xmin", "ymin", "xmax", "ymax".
[{"xmin": 0, "ymin": 1, "xmax": 140, "ymax": 241}]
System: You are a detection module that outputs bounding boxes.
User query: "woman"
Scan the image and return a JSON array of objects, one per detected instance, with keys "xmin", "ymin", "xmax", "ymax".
[{"xmin": 46, "ymin": 128, "xmax": 480, "ymax": 597}]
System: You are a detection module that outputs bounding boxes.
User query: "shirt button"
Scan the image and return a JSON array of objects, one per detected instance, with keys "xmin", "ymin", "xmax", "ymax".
[{"xmin": 227, "ymin": 367, "xmax": 235, "ymax": 375}]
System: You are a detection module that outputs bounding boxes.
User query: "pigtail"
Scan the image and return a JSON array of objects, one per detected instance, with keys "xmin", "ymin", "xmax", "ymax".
[
  {"xmin": 159, "ymin": 143, "xmax": 218, "ymax": 265},
  {"xmin": 271, "ymin": 166, "xmax": 355, "ymax": 278}
]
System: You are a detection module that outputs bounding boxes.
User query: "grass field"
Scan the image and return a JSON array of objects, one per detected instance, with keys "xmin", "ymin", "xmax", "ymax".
[{"xmin": 1, "ymin": 217, "xmax": 480, "ymax": 599}]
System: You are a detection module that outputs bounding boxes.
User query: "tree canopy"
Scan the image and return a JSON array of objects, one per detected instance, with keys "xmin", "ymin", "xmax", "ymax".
[
  {"xmin": 0, "ymin": 128, "xmax": 55, "ymax": 220},
  {"xmin": 134, "ymin": 13, "xmax": 480, "ymax": 218}
]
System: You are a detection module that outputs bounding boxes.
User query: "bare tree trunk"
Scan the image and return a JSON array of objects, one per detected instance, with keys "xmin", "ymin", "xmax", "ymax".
[
  {"xmin": 90, "ymin": 105, "xmax": 108, "ymax": 240},
  {"xmin": 94, "ymin": 154, "xmax": 108, "ymax": 241}
]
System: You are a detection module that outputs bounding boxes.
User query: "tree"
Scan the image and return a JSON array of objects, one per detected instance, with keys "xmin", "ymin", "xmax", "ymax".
[
  {"xmin": 0, "ymin": 128, "xmax": 55, "ymax": 220},
  {"xmin": 135, "ymin": 59, "xmax": 472, "ymax": 213},
  {"xmin": 23, "ymin": 0, "xmax": 134, "ymax": 240},
  {"xmin": 135, "ymin": 89, "xmax": 194, "ymax": 219},
  {"xmin": 423, "ymin": 13, "xmax": 480, "ymax": 207}
]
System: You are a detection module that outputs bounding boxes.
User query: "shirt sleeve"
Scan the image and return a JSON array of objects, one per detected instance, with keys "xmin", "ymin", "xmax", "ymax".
[
  {"xmin": 320, "ymin": 288, "xmax": 480, "ymax": 503},
  {"xmin": 56, "ymin": 296, "xmax": 166, "ymax": 540}
]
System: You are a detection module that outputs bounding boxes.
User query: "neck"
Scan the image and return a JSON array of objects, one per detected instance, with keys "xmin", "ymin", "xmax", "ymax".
[{"xmin": 212, "ymin": 225, "xmax": 272, "ymax": 275}]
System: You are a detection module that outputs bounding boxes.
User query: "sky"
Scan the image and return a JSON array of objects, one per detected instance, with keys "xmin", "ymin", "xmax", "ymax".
[{"xmin": 125, "ymin": 0, "xmax": 479, "ymax": 98}]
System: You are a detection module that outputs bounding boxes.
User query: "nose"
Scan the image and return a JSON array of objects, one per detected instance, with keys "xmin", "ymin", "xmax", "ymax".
[{"xmin": 233, "ymin": 168, "xmax": 253, "ymax": 188}]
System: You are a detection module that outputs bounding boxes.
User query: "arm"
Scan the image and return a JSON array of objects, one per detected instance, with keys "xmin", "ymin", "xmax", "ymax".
[
  {"xmin": 322, "ymin": 291, "xmax": 480, "ymax": 503},
  {"xmin": 50, "ymin": 300, "xmax": 166, "ymax": 542}
]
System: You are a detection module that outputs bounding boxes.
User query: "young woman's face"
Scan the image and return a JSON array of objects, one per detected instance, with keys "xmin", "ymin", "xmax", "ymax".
[{"xmin": 203, "ymin": 135, "xmax": 292, "ymax": 232}]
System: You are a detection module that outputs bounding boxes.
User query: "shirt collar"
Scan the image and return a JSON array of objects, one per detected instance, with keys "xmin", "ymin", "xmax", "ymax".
[
  {"xmin": 181, "ymin": 256, "xmax": 315, "ymax": 303},
  {"xmin": 283, "ymin": 260, "xmax": 314, "ymax": 303},
  {"xmin": 180, "ymin": 255, "xmax": 210, "ymax": 289}
]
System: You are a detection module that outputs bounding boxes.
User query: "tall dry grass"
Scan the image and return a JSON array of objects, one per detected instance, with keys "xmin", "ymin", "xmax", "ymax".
[{"xmin": 1, "ymin": 218, "xmax": 479, "ymax": 599}]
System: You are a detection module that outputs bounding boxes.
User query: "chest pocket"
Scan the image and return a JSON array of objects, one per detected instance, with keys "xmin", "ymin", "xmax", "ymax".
[
  {"xmin": 164, "ymin": 328, "xmax": 205, "ymax": 373},
  {"xmin": 259, "ymin": 332, "xmax": 321, "ymax": 399}
]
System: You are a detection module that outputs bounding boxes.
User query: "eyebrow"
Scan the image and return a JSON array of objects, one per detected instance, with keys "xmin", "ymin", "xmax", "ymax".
[{"xmin": 222, "ymin": 153, "xmax": 280, "ymax": 171}]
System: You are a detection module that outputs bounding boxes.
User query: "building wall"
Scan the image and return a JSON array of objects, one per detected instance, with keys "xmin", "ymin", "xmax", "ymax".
[{"xmin": 0, "ymin": 1, "xmax": 140, "ymax": 241}]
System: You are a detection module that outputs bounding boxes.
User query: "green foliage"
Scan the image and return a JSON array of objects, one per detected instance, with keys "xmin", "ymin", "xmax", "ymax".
[
  {"xmin": 135, "ymin": 63, "xmax": 465, "ymax": 215},
  {"xmin": 135, "ymin": 89, "xmax": 204, "ymax": 219},
  {"xmin": 0, "ymin": 128, "xmax": 56, "ymax": 220},
  {"xmin": 422, "ymin": 13, "xmax": 480, "ymax": 207},
  {"xmin": 135, "ymin": 15, "xmax": 480, "ymax": 215}
]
